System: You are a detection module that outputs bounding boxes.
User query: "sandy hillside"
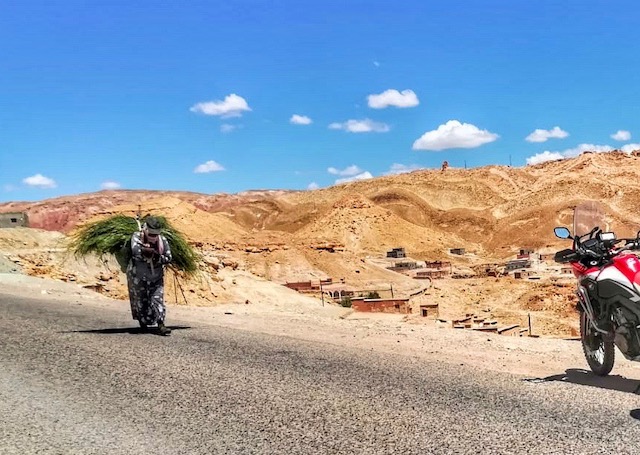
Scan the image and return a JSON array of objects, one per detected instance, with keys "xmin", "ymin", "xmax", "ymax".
[{"xmin": 3, "ymin": 151, "xmax": 640, "ymax": 337}]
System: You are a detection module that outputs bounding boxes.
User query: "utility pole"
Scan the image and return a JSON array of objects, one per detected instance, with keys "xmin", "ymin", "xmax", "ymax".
[{"xmin": 320, "ymin": 281, "xmax": 324, "ymax": 307}]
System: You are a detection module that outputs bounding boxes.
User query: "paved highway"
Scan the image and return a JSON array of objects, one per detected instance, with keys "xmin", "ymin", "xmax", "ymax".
[{"xmin": 2, "ymin": 293, "xmax": 640, "ymax": 454}]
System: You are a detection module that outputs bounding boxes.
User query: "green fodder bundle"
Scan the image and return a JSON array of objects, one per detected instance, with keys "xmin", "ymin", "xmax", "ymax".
[{"xmin": 68, "ymin": 214, "xmax": 200, "ymax": 276}]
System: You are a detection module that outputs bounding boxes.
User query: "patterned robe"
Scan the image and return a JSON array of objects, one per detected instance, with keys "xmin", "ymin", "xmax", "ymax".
[{"xmin": 126, "ymin": 231, "xmax": 172, "ymax": 325}]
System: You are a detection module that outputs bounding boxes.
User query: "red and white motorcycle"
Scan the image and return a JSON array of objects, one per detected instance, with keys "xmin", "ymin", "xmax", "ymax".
[{"xmin": 554, "ymin": 201, "xmax": 640, "ymax": 376}]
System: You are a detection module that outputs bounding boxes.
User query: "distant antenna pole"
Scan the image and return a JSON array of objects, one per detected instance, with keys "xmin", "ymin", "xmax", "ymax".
[
  {"xmin": 464, "ymin": 160, "xmax": 467, "ymax": 169},
  {"xmin": 509, "ymin": 155, "xmax": 512, "ymax": 167}
]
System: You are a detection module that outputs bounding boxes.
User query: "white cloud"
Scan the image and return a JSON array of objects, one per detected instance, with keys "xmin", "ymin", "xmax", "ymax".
[
  {"xmin": 385, "ymin": 163, "xmax": 424, "ymax": 175},
  {"xmin": 621, "ymin": 143, "xmax": 640, "ymax": 153},
  {"xmin": 194, "ymin": 160, "xmax": 225, "ymax": 173},
  {"xmin": 561, "ymin": 143, "xmax": 614, "ymax": 158},
  {"xmin": 190, "ymin": 94, "xmax": 251, "ymax": 118},
  {"xmin": 373, "ymin": 61, "xmax": 380, "ymax": 67},
  {"xmin": 23, "ymin": 173, "xmax": 56, "ymax": 189},
  {"xmin": 335, "ymin": 172, "xmax": 373, "ymax": 185},
  {"xmin": 3, "ymin": 184, "xmax": 17, "ymax": 192},
  {"xmin": 526, "ymin": 143, "xmax": 615, "ymax": 165},
  {"xmin": 220, "ymin": 123, "xmax": 240, "ymax": 133},
  {"xmin": 307, "ymin": 182, "xmax": 319, "ymax": 190},
  {"xmin": 327, "ymin": 165, "xmax": 363, "ymax": 177},
  {"xmin": 290, "ymin": 114, "xmax": 312, "ymax": 125},
  {"xmin": 329, "ymin": 119, "xmax": 390, "ymax": 133},
  {"xmin": 612, "ymin": 130, "xmax": 631, "ymax": 141},
  {"xmin": 101, "ymin": 180, "xmax": 121, "ymax": 190},
  {"xmin": 413, "ymin": 120, "xmax": 499, "ymax": 151},
  {"xmin": 367, "ymin": 89, "xmax": 419, "ymax": 109},
  {"xmin": 526, "ymin": 151, "xmax": 565, "ymax": 165},
  {"xmin": 525, "ymin": 126, "xmax": 569, "ymax": 143}
]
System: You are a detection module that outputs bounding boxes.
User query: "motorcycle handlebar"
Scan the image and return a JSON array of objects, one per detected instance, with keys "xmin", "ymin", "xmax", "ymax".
[{"xmin": 556, "ymin": 237, "xmax": 640, "ymax": 265}]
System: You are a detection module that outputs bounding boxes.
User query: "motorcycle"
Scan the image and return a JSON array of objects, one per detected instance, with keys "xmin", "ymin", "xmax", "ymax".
[{"xmin": 554, "ymin": 201, "xmax": 640, "ymax": 376}]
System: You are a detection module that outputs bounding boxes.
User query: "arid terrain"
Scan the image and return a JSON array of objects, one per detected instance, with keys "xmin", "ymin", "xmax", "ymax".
[{"xmin": 4, "ymin": 151, "xmax": 640, "ymax": 338}]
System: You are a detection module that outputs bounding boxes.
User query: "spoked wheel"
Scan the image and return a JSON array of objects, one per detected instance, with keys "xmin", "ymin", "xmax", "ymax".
[{"xmin": 580, "ymin": 311, "xmax": 614, "ymax": 376}]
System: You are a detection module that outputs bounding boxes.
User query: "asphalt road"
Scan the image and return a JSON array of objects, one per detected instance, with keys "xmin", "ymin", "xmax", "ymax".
[{"xmin": 3, "ymin": 293, "xmax": 640, "ymax": 454}]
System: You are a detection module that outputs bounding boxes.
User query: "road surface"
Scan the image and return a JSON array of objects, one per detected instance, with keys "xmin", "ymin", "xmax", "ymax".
[{"xmin": 2, "ymin": 292, "xmax": 640, "ymax": 454}]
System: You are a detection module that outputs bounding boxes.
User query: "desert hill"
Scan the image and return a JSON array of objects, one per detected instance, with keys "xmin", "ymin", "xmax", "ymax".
[
  {"xmin": 5, "ymin": 151, "xmax": 640, "ymax": 258},
  {"xmin": 3, "ymin": 150, "xmax": 640, "ymax": 337}
]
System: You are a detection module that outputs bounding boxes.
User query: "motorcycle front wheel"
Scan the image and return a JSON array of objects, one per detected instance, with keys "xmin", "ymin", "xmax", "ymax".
[{"xmin": 580, "ymin": 311, "xmax": 614, "ymax": 376}]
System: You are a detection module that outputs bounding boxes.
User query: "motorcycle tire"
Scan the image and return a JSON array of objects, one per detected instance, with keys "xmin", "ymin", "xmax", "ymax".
[{"xmin": 580, "ymin": 311, "xmax": 614, "ymax": 376}]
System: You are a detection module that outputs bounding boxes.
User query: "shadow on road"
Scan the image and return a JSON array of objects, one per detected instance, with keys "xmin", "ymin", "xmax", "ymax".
[
  {"xmin": 62, "ymin": 325, "xmax": 192, "ymax": 336},
  {"xmin": 524, "ymin": 368, "xmax": 640, "ymax": 395}
]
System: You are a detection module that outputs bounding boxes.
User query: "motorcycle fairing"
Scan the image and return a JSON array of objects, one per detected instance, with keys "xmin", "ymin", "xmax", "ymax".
[{"xmin": 597, "ymin": 265, "xmax": 634, "ymax": 291}]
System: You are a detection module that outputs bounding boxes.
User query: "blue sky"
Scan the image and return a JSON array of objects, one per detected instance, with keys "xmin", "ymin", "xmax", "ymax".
[{"xmin": 2, "ymin": 0, "xmax": 640, "ymax": 202}]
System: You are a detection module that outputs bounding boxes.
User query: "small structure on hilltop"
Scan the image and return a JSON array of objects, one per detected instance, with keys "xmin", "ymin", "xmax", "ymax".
[
  {"xmin": 321, "ymin": 282, "xmax": 356, "ymax": 301},
  {"xmin": 284, "ymin": 278, "xmax": 333, "ymax": 293},
  {"xmin": 351, "ymin": 297, "xmax": 411, "ymax": 314},
  {"xmin": 387, "ymin": 261, "xmax": 418, "ymax": 272},
  {"xmin": 540, "ymin": 253, "xmax": 556, "ymax": 262},
  {"xmin": 419, "ymin": 303, "xmax": 439, "ymax": 318},
  {"xmin": 424, "ymin": 260, "xmax": 451, "ymax": 270},
  {"xmin": 414, "ymin": 270, "xmax": 447, "ymax": 279},
  {"xmin": 449, "ymin": 248, "xmax": 465, "ymax": 255},
  {"xmin": 0, "ymin": 212, "xmax": 28, "ymax": 228},
  {"xmin": 517, "ymin": 249, "xmax": 538, "ymax": 260},
  {"xmin": 505, "ymin": 259, "xmax": 532, "ymax": 272},
  {"xmin": 386, "ymin": 247, "xmax": 406, "ymax": 258}
]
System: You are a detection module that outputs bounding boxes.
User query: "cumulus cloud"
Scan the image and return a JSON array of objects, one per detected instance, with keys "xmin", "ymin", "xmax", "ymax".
[
  {"xmin": 190, "ymin": 94, "xmax": 251, "ymax": 118},
  {"xmin": 290, "ymin": 114, "xmax": 312, "ymax": 125},
  {"xmin": 328, "ymin": 119, "xmax": 390, "ymax": 133},
  {"xmin": 23, "ymin": 173, "xmax": 56, "ymax": 189},
  {"xmin": 612, "ymin": 130, "xmax": 631, "ymax": 141},
  {"xmin": 327, "ymin": 165, "xmax": 363, "ymax": 177},
  {"xmin": 385, "ymin": 163, "xmax": 424, "ymax": 175},
  {"xmin": 412, "ymin": 120, "xmax": 498, "ymax": 151},
  {"xmin": 525, "ymin": 126, "xmax": 569, "ymax": 143},
  {"xmin": 335, "ymin": 172, "xmax": 373, "ymax": 185},
  {"xmin": 307, "ymin": 182, "xmax": 319, "ymax": 190},
  {"xmin": 621, "ymin": 143, "xmax": 640, "ymax": 153},
  {"xmin": 101, "ymin": 181, "xmax": 121, "ymax": 190},
  {"xmin": 561, "ymin": 143, "xmax": 615, "ymax": 158},
  {"xmin": 526, "ymin": 151, "xmax": 565, "ymax": 165},
  {"xmin": 526, "ymin": 143, "xmax": 619, "ymax": 165},
  {"xmin": 194, "ymin": 160, "xmax": 225, "ymax": 173},
  {"xmin": 367, "ymin": 89, "xmax": 419, "ymax": 109}
]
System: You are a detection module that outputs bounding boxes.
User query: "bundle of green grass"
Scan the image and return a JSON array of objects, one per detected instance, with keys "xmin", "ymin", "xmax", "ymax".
[{"xmin": 68, "ymin": 214, "xmax": 200, "ymax": 276}]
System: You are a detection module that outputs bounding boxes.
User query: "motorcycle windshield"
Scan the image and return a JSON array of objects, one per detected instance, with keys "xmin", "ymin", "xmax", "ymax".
[{"xmin": 573, "ymin": 201, "xmax": 607, "ymax": 237}]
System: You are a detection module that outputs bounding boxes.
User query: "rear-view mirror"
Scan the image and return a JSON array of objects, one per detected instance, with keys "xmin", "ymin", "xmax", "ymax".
[{"xmin": 554, "ymin": 227, "xmax": 571, "ymax": 239}]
